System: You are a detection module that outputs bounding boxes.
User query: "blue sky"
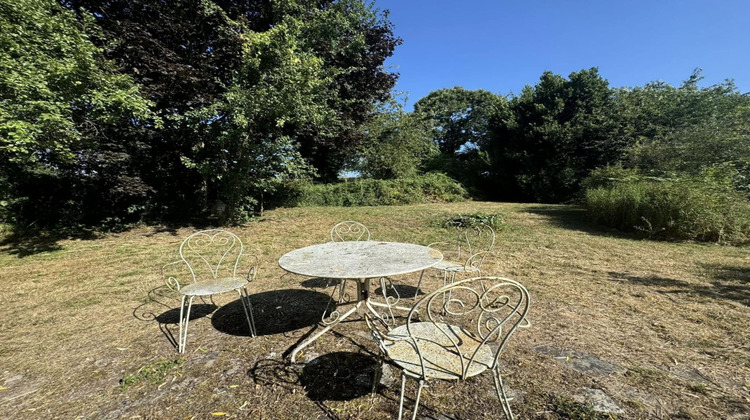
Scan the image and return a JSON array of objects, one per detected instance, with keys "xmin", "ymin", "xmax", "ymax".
[{"xmin": 374, "ymin": 0, "xmax": 750, "ymax": 110}]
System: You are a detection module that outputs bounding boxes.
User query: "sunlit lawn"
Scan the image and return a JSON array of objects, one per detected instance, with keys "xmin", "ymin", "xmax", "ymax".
[{"xmin": 1, "ymin": 202, "xmax": 748, "ymax": 419}]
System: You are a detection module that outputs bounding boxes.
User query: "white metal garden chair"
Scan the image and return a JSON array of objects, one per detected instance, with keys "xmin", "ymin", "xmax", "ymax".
[
  {"xmin": 327, "ymin": 221, "xmax": 372, "ymax": 304},
  {"xmin": 163, "ymin": 229, "xmax": 257, "ymax": 353},
  {"xmin": 366, "ymin": 276, "xmax": 530, "ymax": 420},
  {"xmin": 415, "ymin": 222, "xmax": 495, "ymax": 297},
  {"xmin": 330, "ymin": 220, "xmax": 371, "ymax": 242}
]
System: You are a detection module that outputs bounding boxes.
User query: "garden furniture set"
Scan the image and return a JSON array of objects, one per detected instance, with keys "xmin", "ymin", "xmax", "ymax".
[{"xmin": 161, "ymin": 222, "xmax": 529, "ymax": 419}]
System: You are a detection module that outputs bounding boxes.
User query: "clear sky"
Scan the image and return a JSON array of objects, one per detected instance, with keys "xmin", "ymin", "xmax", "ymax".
[{"xmin": 374, "ymin": 0, "xmax": 750, "ymax": 110}]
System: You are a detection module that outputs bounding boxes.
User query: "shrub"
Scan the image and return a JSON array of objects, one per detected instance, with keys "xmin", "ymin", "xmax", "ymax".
[
  {"xmin": 438, "ymin": 212, "xmax": 504, "ymax": 229},
  {"xmin": 585, "ymin": 178, "xmax": 750, "ymax": 244},
  {"xmin": 270, "ymin": 173, "xmax": 468, "ymax": 208}
]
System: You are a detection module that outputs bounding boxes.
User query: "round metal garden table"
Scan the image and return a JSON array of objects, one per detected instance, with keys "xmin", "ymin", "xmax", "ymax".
[{"xmin": 279, "ymin": 241, "xmax": 443, "ymax": 362}]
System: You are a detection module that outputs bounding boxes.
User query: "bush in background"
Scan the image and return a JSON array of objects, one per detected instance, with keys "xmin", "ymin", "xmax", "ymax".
[
  {"xmin": 438, "ymin": 212, "xmax": 504, "ymax": 229},
  {"xmin": 270, "ymin": 173, "xmax": 468, "ymax": 208},
  {"xmin": 584, "ymin": 169, "xmax": 750, "ymax": 244}
]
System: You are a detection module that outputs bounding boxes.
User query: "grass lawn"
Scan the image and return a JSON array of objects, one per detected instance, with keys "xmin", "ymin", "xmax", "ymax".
[{"xmin": 1, "ymin": 202, "xmax": 748, "ymax": 419}]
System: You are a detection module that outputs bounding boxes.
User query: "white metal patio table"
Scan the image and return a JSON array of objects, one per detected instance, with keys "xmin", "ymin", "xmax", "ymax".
[{"xmin": 279, "ymin": 241, "xmax": 443, "ymax": 362}]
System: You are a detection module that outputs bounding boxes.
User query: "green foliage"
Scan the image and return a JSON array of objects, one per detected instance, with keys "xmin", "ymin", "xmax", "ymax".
[
  {"xmin": 617, "ymin": 74, "xmax": 750, "ymax": 180},
  {"xmin": 488, "ymin": 68, "xmax": 618, "ymax": 202},
  {"xmin": 2, "ymin": 0, "xmax": 400, "ymax": 228},
  {"xmin": 0, "ymin": 0, "xmax": 155, "ymax": 227},
  {"xmin": 414, "ymin": 87, "xmax": 506, "ymax": 156},
  {"xmin": 414, "ymin": 87, "xmax": 507, "ymax": 195},
  {"xmin": 0, "ymin": 0, "xmax": 153, "ymax": 164},
  {"xmin": 585, "ymin": 172, "xmax": 750, "ymax": 244},
  {"xmin": 437, "ymin": 212, "xmax": 504, "ymax": 229},
  {"xmin": 119, "ymin": 359, "xmax": 182, "ymax": 391},
  {"xmin": 357, "ymin": 97, "xmax": 437, "ymax": 179},
  {"xmin": 274, "ymin": 173, "xmax": 467, "ymax": 207}
]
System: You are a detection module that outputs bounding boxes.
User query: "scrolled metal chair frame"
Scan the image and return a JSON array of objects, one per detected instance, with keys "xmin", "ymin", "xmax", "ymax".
[
  {"xmin": 162, "ymin": 229, "xmax": 258, "ymax": 353},
  {"xmin": 330, "ymin": 221, "xmax": 371, "ymax": 242},
  {"xmin": 415, "ymin": 223, "xmax": 496, "ymax": 297},
  {"xmin": 324, "ymin": 221, "xmax": 374, "ymax": 318},
  {"xmin": 366, "ymin": 276, "xmax": 530, "ymax": 420}
]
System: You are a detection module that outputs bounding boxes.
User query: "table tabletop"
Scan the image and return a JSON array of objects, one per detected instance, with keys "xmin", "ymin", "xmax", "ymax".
[{"xmin": 278, "ymin": 241, "xmax": 443, "ymax": 279}]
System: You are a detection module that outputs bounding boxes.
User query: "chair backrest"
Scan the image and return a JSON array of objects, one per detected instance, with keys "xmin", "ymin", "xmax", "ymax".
[
  {"xmin": 406, "ymin": 276, "xmax": 529, "ymax": 379},
  {"xmin": 432, "ymin": 222, "xmax": 495, "ymax": 270},
  {"xmin": 330, "ymin": 221, "xmax": 371, "ymax": 242},
  {"xmin": 454, "ymin": 222, "xmax": 495, "ymax": 257},
  {"xmin": 179, "ymin": 229, "xmax": 244, "ymax": 283}
]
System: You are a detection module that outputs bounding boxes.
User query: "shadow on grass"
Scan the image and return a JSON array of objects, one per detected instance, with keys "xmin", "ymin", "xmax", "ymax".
[
  {"xmin": 301, "ymin": 352, "xmax": 379, "ymax": 401},
  {"xmin": 213, "ymin": 289, "xmax": 331, "ymax": 336},
  {"xmin": 300, "ymin": 277, "xmax": 340, "ymax": 288},
  {"xmin": 141, "ymin": 218, "xmax": 226, "ymax": 238},
  {"xmin": 0, "ymin": 217, "xmax": 243, "ymax": 257},
  {"xmin": 0, "ymin": 229, "xmax": 99, "ymax": 257},
  {"xmin": 609, "ymin": 269, "xmax": 749, "ymax": 306},
  {"xmin": 249, "ymin": 352, "xmax": 379, "ymax": 402},
  {"xmin": 522, "ymin": 205, "xmax": 638, "ymax": 240}
]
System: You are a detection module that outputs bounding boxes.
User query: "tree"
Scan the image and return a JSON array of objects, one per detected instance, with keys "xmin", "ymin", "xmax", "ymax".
[
  {"xmin": 414, "ymin": 87, "xmax": 505, "ymax": 157},
  {"xmin": 288, "ymin": 0, "xmax": 402, "ymax": 181},
  {"xmin": 613, "ymin": 71, "xmax": 750, "ymax": 178},
  {"xmin": 59, "ymin": 0, "xmax": 400, "ymax": 222},
  {"xmin": 357, "ymin": 98, "xmax": 436, "ymax": 179},
  {"xmin": 488, "ymin": 68, "xmax": 617, "ymax": 202},
  {"xmin": 0, "ymin": 0, "xmax": 153, "ymax": 226}
]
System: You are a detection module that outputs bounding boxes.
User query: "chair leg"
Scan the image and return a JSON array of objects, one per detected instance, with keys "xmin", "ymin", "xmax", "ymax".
[
  {"xmin": 398, "ymin": 373, "xmax": 407, "ymax": 420},
  {"xmin": 178, "ymin": 295, "xmax": 195, "ymax": 353},
  {"xmin": 238, "ymin": 287, "xmax": 256, "ymax": 337},
  {"xmin": 411, "ymin": 379, "xmax": 425, "ymax": 420},
  {"xmin": 371, "ymin": 355, "xmax": 384, "ymax": 397},
  {"xmin": 493, "ymin": 369, "xmax": 515, "ymax": 420},
  {"xmin": 324, "ymin": 280, "xmax": 342, "ymax": 320}
]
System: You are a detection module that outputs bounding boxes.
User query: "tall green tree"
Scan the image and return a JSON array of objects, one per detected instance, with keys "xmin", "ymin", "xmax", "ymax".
[
  {"xmin": 613, "ymin": 71, "xmax": 750, "ymax": 179},
  {"xmin": 414, "ymin": 87, "xmax": 505, "ymax": 157},
  {"xmin": 357, "ymin": 97, "xmax": 436, "ymax": 179},
  {"xmin": 413, "ymin": 87, "xmax": 507, "ymax": 196},
  {"xmin": 60, "ymin": 0, "xmax": 400, "ymax": 222},
  {"xmin": 488, "ymin": 68, "xmax": 617, "ymax": 202},
  {"xmin": 0, "ymin": 0, "xmax": 153, "ymax": 225}
]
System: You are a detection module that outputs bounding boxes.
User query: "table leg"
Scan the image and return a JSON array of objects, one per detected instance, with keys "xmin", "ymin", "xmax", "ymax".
[
  {"xmin": 290, "ymin": 279, "xmax": 368, "ymax": 363},
  {"xmin": 290, "ymin": 300, "xmax": 362, "ymax": 363}
]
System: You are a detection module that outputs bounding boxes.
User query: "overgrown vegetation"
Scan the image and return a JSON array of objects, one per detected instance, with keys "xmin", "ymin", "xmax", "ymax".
[
  {"xmin": 586, "ymin": 181, "xmax": 750, "ymax": 244},
  {"xmin": 584, "ymin": 167, "xmax": 750, "ymax": 244},
  {"xmin": 274, "ymin": 173, "xmax": 467, "ymax": 207},
  {"xmin": 437, "ymin": 212, "xmax": 504, "ymax": 229}
]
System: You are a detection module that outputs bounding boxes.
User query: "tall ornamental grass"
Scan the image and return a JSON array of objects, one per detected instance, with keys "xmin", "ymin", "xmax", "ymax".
[{"xmin": 585, "ymin": 179, "xmax": 750, "ymax": 244}]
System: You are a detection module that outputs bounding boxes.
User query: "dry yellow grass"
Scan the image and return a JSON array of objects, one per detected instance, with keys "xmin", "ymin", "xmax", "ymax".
[{"xmin": 0, "ymin": 202, "xmax": 748, "ymax": 419}]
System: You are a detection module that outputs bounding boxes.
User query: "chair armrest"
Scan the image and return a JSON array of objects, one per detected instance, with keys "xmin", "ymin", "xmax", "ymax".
[
  {"xmin": 162, "ymin": 261, "xmax": 184, "ymax": 291},
  {"xmin": 240, "ymin": 253, "xmax": 259, "ymax": 283},
  {"xmin": 365, "ymin": 314, "xmax": 410, "ymax": 354},
  {"xmin": 246, "ymin": 265, "xmax": 257, "ymax": 282}
]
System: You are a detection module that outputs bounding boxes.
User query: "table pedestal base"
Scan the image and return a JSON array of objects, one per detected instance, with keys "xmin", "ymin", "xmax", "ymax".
[{"xmin": 289, "ymin": 277, "xmax": 410, "ymax": 363}]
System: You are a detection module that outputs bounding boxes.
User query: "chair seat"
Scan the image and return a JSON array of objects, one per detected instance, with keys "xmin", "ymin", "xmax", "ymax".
[
  {"xmin": 431, "ymin": 260, "xmax": 463, "ymax": 271},
  {"xmin": 383, "ymin": 322, "xmax": 494, "ymax": 380},
  {"xmin": 431, "ymin": 260, "xmax": 480, "ymax": 273},
  {"xmin": 180, "ymin": 277, "xmax": 247, "ymax": 296}
]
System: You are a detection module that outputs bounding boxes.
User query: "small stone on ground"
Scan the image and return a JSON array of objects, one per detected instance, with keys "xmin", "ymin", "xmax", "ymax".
[
  {"xmin": 573, "ymin": 388, "xmax": 625, "ymax": 414},
  {"xmin": 535, "ymin": 344, "xmax": 625, "ymax": 376}
]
